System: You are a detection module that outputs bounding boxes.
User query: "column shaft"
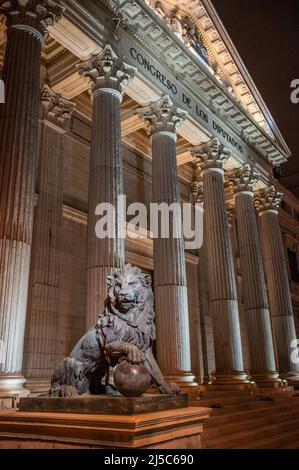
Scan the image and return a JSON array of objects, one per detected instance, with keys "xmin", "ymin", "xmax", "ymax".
[
  {"xmin": 86, "ymin": 89, "xmax": 124, "ymax": 327},
  {"xmin": 0, "ymin": 28, "xmax": 41, "ymax": 396},
  {"xmin": 203, "ymin": 168, "xmax": 246, "ymax": 384},
  {"xmin": 235, "ymin": 192, "xmax": 279, "ymax": 385},
  {"xmin": 22, "ymin": 122, "xmax": 64, "ymax": 392},
  {"xmin": 152, "ymin": 132, "xmax": 192, "ymax": 382},
  {"xmin": 78, "ymin": 45, "xmax": 135, "ymax": 329},
  {"xmin": 198, "ymin": 243, "xmax": 215, "ymax": 383},
  {"xmin": 259, "ymin": 210, "xmax": 299, "ymax": 377}
]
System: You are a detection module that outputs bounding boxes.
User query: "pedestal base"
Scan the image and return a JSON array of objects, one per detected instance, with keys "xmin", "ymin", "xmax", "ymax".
[
  {"xmin": 0, "ymin": 406, "xmax": 211, "ymax": 448},
  {"xmin": 19, "ymin": 394, "xmax": 188, "ymax": 415}
]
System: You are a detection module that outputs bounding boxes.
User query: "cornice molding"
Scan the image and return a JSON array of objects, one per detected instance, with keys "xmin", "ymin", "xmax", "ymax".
[{"xmin": 100, "ymin": 0, "xmax": 288, "ymax": 166}]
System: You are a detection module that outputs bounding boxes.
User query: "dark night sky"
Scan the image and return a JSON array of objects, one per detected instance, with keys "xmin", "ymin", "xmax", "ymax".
[{"xmin": 211, "ymin": 0, "xmax": 299, "ymax": 191}]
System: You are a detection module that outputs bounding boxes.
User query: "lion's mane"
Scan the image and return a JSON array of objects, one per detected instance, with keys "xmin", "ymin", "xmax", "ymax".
[{"xmin": 102, "ymin": 264, "xmax": 156, "ymax": 353}]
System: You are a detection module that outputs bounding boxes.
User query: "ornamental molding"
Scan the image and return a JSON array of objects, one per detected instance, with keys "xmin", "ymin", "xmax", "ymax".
[
  {"xmin": 139, "ymin": 94, "xmax": 187, "ymax": 135},
  {"xmin": 41, "ymin": 83, "xmax": 75, "ymax": 127},
  {"xmin": 190, "ymin": 179, "xmax": 203, "ymax": 203},
  {"xmin": 0, "ymin": 1, "xmax": 288, "ymax": 165},
  {"xmin": 0, "ymin": 0, "xmax": 63, "ymax": 42},
  {"xmin": 229, "ymin": 164, "xmax": 259, "ymax": 194},
  {"xmin": 254, "ymin": 186, "xmax": 283, "ymax": 215},
  {"xmin": 190, "ymin": 137, "xmax": 230, "ymax": 171},
  {"xmin": 77, "ymin": 43, "xmax": 136, "ymax": 95},
  {"xmin": 99, "ymin": 0, "xmax": 289, "ymax": 165}
]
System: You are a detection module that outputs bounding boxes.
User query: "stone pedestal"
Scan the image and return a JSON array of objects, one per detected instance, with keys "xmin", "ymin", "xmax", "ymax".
[
  {"xmin": 0, "ymin": 2, "xmax": 63, "ymax": 398},
  {"xmin": 139, "ymin": 96, "xmax": 196, "ymax": 389},
  {"xmin": 18, "ymin": 393, "xmax": 188, "ymax": 414},
  {"xmin": 0, "ymin": 406, "xmax": 210, "ymax": 448},
  {"xmin": 232, "ymin": 166, "xmax": 279, "ymax": 387},
  {"xmin": 78, "ymin": 45, "xmax": 135, "ymax": 328},
  {"xmin": 191, "ymin": 139, "xmax": 247, "ymax": 387},
  {"xmin": 255, "ymin": 187, "xmax": 299, "ymax": 380}
]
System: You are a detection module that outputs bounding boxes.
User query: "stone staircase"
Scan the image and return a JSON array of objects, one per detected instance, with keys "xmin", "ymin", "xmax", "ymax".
[{"xmin": 192, "ymin": 389, "xmax": 299, "ymax": 449}]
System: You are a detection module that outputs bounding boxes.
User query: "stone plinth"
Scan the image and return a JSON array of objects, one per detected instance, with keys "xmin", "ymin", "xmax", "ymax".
[
  {"xmin": 0, "ymin": 406, "xmax": 210, "ymax": 448},
  {"xmin": 18, "ymin": 394, "xmax": 188, "ymax": 415}
]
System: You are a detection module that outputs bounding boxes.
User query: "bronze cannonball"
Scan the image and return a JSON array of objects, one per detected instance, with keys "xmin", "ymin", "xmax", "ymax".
[{"xmin": 114, "ymin": 360, "xmax": 152, "ymax": 397}]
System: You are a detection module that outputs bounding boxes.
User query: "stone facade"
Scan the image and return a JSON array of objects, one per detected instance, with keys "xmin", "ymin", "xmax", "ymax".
[{"xmin": 0, "ymin": 0, "xmax": 298, "ymax": 398}]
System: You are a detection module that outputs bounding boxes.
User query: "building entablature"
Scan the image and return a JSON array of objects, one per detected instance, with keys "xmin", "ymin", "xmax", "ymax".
[
  {"xmin": 97, "ymin": 0, "xmax": 290, "ymax": 166},
  {"xmin": 0, "ymin": 0, "xmax": 291, "ymax": 173}
]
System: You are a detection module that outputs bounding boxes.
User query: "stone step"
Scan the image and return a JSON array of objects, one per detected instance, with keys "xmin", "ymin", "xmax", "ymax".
[
  {"xmin": 192, "ymin": 395, "xmax": 259, "ymax": 408},
  {"xmin": 237, "ymin": 429, "xmax": 299, "ymax": 449},
  {"xmin": 203, "ymin": 419, "xmax": 299, "ymax": 449},
  {"xmin": 203, "ymin": 410, "xmax": 299, "ymax": 440},
  {"xmin": 197, "ymin": 388, "xmax": 293, "ymax": 399},
  {"xmin": 204, "ymin": 401, "xmax": 299, "ymax": 428},
  {"xmin": 205, "ymin": 398, "xmax": 297, "ymax": 416},
  {"xmin": 193, "ymin": 395, "xmax": 297, "ymax": 412},
  {"xmin": 196, "ymin": 389, "xmax": 254, "ymax": 399},
  {"xmin": 192, "ymin": 390, "xmax": 295, "ymax": 408}
]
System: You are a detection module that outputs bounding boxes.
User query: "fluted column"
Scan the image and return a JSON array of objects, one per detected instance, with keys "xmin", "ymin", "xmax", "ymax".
[
  {"xmin": 231, "ymin": 166, "xmax": 279, "ymax": 386},
  {"xmin": 191, "ymin": 180, "xmax": 213, "ymax": 383},
  {"xmin": 191, "ymin": 139, "xmax": 247, "ymax": 387},
  {"xmin": 78, "ymin": 45, "xmax": 135, "ymax": 328},
  {"xmin": 255, "ymin": 186, "xmax": 299, "ymax": 379},
  {"xmin": 0, "ymin": 1, "xmax": 62, "ymax": 398},
  {"xmin": 22, "ymin": 86, "xmax": 75, "ymax": 393},
  {"xmin": 139, "ymin": 96, "xmax": 196, "ymax": 388}
]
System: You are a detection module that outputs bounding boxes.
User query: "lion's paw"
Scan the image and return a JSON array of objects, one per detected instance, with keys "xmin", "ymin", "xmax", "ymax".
[
  {"xmin": 159, "ymin": 381, "xmax": 181, "ymax": 395},
  {"xmin": 58, "ymin": 385, "xmax": 78, "ymax": 398}
]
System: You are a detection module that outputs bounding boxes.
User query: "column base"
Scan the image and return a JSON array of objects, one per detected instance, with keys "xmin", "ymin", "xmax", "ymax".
[
  {"xmin": 0, "ymin": 374, "xmax": 29, "ymax": 408},
  {"xmin": 165, "ymin": 372, "xmax": 198, "ymax": 388},
  {"xmin": 208, "ymin": 372, "xmax": 250, "ymax": 390},
  {"xmin": 282, "ymin": 371, "xmax": 299, "ymax": 389},
  {"xmin": 24, "ymin": 377, "xmax": 51, "ymax": 395},
  {"xmin": 250, "ymin": 372, "xmax": 281, "ymax": 388},
  {"xmin": 164, "ymin": 372, "xmax": 198, "ymax": 397}
]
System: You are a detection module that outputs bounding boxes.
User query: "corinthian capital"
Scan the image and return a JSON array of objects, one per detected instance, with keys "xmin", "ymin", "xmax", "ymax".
[
  {"xmin": 229, "ymin": 164, "xmax": 259, "ymax": 194},
  {"xmin": 41, "ymin": 84, "xmax": 75, "ymax": 127},
  {"xmin": 190, "ymin": 138, "xmax": 230, "ymax": 171},
  {"xmin": 0, "ymin": 0, "xmax": 63, "ymax": 43},
  {"xmin": 77, "ymin": 44, "xmax": 136, "ymax": 97},
  {"xmin": 191, "ymin": 179, "xmax": 204, "ymax": 203},
  {"xmin": 254, "ymin": 186, "xmax": 283, "ymax": 215},
  {"xmin": 138, "ymin": 95, "xmax": 187, "ymax": 135}
]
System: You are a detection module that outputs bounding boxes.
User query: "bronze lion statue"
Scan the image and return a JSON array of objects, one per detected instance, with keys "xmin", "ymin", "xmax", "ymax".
[{"xmin": 49, "ymin": 264, "xmax": 179, "ymax": 397}]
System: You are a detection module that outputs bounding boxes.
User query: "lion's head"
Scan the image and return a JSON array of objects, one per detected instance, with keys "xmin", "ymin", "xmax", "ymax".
[
  {"xmin": 106, "ymin": 264, "xmax": 153, "ymax": 314},
  {"xmin": 95, "ymin": 265, "xmax": 156, "ymax": 351}
]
